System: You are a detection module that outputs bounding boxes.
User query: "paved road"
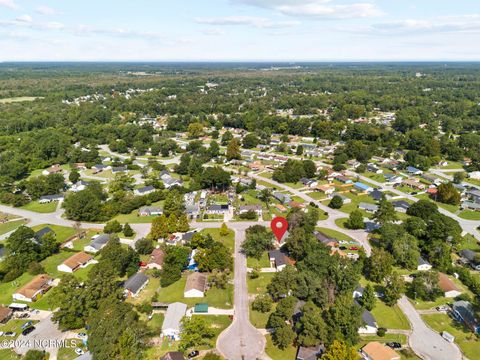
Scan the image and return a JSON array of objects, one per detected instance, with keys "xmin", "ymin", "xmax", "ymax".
[
  {"xmin": 216, "ymin": 224, "xmax": 267, "ymax": 360},
  {"xmin": 98, "ymin": 144, "xmax": 181, "ymax": 165},
  {"xmin": 397, "ymin": 296, "xmax": 463, "ymax": 360}
]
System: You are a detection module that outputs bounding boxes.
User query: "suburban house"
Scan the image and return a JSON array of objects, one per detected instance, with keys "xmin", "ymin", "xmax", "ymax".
[
  {"xmin": 295, "ymin": 345, "xmax": 325, "ymax": 360},
  {"xmin": 184, "ymin": 272, "xmax": 207, "ymax": 298},
  {"xmin": 406, "ymin": 166, "xmax": 423, "ymax": 175},
  {"xmin": 384, "ymin": 174, "xmax": 403, "ymax": 185},
  {"xmin": 451, "ymin": 300, "xmax": 480, "ymax": 334},
  {"xmin": 0, "ymin": 306, "xmax": 13, "ymax": 324},
  {"xmin": 275, "ymin": 204, "xmax": 287, "ymax": 213},
  {"xmin": 268, "ymin": 249, "xmax": 294, "ymax": 271},
  {"xmin": 331, "ymin": 193, "xmax": 351, "ymax": 204},
  {"xmin": 138, "ymin": 206, "xmax": 163, "ymax": 217},
  {"xmin": 461, "ymin": 201, "xmax": 480, "ymax": 212},
  {"xmin": 367, "ymin": 163, "xmax": 382, "ymax": 174},
  {"xmin": 359, "ymin": 202, "xmax": 379, "ymax": 213},
  {"xmin": 134, "ymin": 185, "xmax": 156, "ymax": 196},
  {"xmin": 145, "ymin": 248, "xmax": 165, "ymax": 270},
  {"xmin": 57, "ymin": 252, "xmax": 94, "ymax": 273},
  {"xmin": 238, "ymin": 204, "xmax": 262, "ymax": 216},
  {"xmin": 313, "ymin": 230, "xmax": 338, "ymax": 248},
  {"xmin": 123, "ymin": 272, "xmax": 149, "ymax": 298},
  {"xmin": 392, "ymin": 200, "xmax": 410, "ymax": 213},
  {"xmin": 459, "ymin": 249, "xmax": 480, "ymax": 271},
  {"xmin": 73, "ymin": 163, "xmax": 87, "ymax": 170},
  {"xmin": 417, "ymin": 257, "xmax": 432, "ymax": 271},
  {"xmin": 111, "ymin": 166, "xmax": 127, "ymax": 173},
  {"xmin": 359, "ymin": 308, "xmax": 378, "ymax": 334},
  {"xmin": 300, "ymin": 178, "xmax": 318, "ymax": 188},
  {"xmin": 206, "ymin": 204, "xmax": 230, "ymax": 214},
  {"xmin": 401, "ymin": 179, "xmax": 425, "ymax": 190},
  {"xmin": 92, "ymin": 164, "xmax": 109, "ymax": 173},
  {"xmin": 13, "ymin": 274, "xmax": 53, "ymax": 302},
  {"xmin": 39, "ymin": 194, "xmax": 64, "ymax": 203},
  {"xmin": 273, "ymin": 192, "xmax": 292, "ymax": 204},
  {"xmin": 369, "ymin": 189, "xmax": 384, "ymax": 201},
  {"xmin": 353, "ymin": 286, "xmax": 364, "ymax": 299},
  {"xmin": 422, "ymin": 173, "xmax": 443, "ymax": 185},
  {"xmin": 160, "ymin": 173, "xmax": 183, "ymax": 189},
  {"xmin": 316, "ymin": 184, "xmax": 335, "ymax": 196},
  {"xmin": 467, "ymin": 189, "xmax": 480, "ymax": 204},
  {"xmin": 161, "ymin": 302, "xmax": 188, "ymax": 340},
  {"xmin": 438, "ymin": 272, "xmax": 462, "ymax": 298},
  {"xmin": 70, "ymin": 180, "xmax": 90, "ymax": 192},
  {"xmin": 34, "ymin": 226, "xmax": 54, "ymax": 241},
  {"xmin": 84, "ymin": 234, "xmax": 110, "ymax": 253},
  {"xmin": 354, "ymin": 182, "xmax": 373, "ymax": 193},
  {"xmin": 360, "ymin": 341, "xmax": 400, "ymax": 360},
  {"xmin": 334, "ymin": 175, "xmax": 353, "ymax": 184},
  {"xmin": 42, "ymin": 164, "xmax": 63, "ymax": 176},
  {"xmin": 161, "ymin": 352, "xmax": 185, "ymax": 360}
]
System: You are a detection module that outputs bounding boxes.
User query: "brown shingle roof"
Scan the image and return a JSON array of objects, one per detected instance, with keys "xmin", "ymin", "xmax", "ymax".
[
  {"xmin": 185, "ymin": 272, "xmax": 207, "ymax": 293},
  {"xmin": 148, "ymin": 248, "xmax": 165, "ymax": 266},
  {"xmin": 62, "ymin": 252, "xmax": 92, "ymax": 271},
  {"xmin": 16, "ymin": 274, "xmax": 52, "ymax": 299},
  {"xmin": 362, "ymin": 342, "xmax": 400, "ymax": 360},
  {"xmin": 438, "ymin": 272, "xmax": 460, "ymax": 292},
  {"xmin": 0, "ymin": 306, "xmax": 12, "ymax": 322}
]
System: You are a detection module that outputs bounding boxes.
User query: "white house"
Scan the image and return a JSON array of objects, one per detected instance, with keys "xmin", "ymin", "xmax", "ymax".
[
  {"xmin": 123, "ymin": 272, "xmax": 149, "ymax": 298},
  {"xmin": 161, "ymin": 302, "xmax": 187, "ymax": 340},
  {"xmin": 358, "ymin": 309, "xmax": 378, "ymax": 334},
  {"xmin": 417, "ymin": 257, "xmax": 432, "ymax": 271},
  {"xmin": 84, "ymin": 234, "xmax": 110, "ymax": 253},
  {"xmin": 57, "ymin": 252, "xmax": 94, "ymax": 273},
  {"xmin": 184, "ymin": 272, "xmax": 207, "ymax": 298},
  {"xmin": 13, "ymin": 274, "xmax": 53, "ymax": 303},
  {"xmin": 438, "ymin": 273, "xmax": 462, "ymax": 298},
  {"xmin": 134, "ymin": 185, "xmax": 156, "ymax": 196}
]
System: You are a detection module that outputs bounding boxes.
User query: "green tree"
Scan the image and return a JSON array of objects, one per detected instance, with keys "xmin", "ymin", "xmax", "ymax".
[
  {"xmin": 272, "ymin": 323, "xmax": 295, "ymax": 349},
  {"xmin": 63, "ymin": 188, "xmax": 104, "ymax": 221},
  {"xmin": 252, "ymin": 294, "xmax": 273, "ymax": 313},
  {"xmin": 149, "ymin": 214, "xmax": 169, "ymax": 240},
  {"xmin": 219, "ymin": 223, "xmax": 229, "ymax": 236},
  {"xmin": 258, "ymin": 188, "xmax": 272, "ymax": 209},
  {"xmin": 268, "ymin": 266, "xmax": 297, "ymax": 300},
  {"xmin": 69, "ymin": 169, "xmax": 80, "ymax": 183},
  {"xmin": 345, "ymin": 210, "xmax": 364, "ymax": 230},
  {"xmin": 392, "ymin": 233, "xmax": 420, "ymax": 270},
  {"xmin": 163, "ymin": 190, "xmax": 185, "ymax": 217},
  {"xmin": 365, "ymin": 248, "xmax": 394, "ymax": 283},
  {"xmin": 328, "ymin": 195, "xmax": 343, "ymax": 209},
  {"xmin": 242, "ymin": 133, "xmax": 260, "ymax": 149},
  {"xmin": 221, "ymin": 130, "xmax": 233, "ymax": 146},
  {"xmin": 24, "ymin": 350, "xmax": 46, "ymax": 360},
  {"xmin": 226, "ymin": 138, "xmax": 241, "ymax": 160},
  {"xmin": 187, "ymin": 122, "xmax": 204, "ymax": 139},
  {"xmin": 241, "ymin": 225, "xmax": 273, "ymax": 259},
  {"xmin": 325, "ymin": 293, "xmax": 362, "ymax": 345},
  {"xmin": 322, "ymin": 340, "xmax": 358, "ymax": 360},
  {"xmin": 453, "ymin": 172, "xmax": 466, "ymax": 184},
  {"xmin": 373, "ymin": 198, "xmax": 397, "ymax": 225},
  {"xmin": 123, "ymin": 223, "xmax": 134, "ymax": 237},
  {"xmin": 209, "ymin": 140, "xmax": 220, "ymax": 158},
  {"xmin": 437, "ymin": 182, "xmax": 461, "ymax": 205},
  {"xmin": 296, "ymin": 145, "xmax": 304, "ymax": 156},
  {"xmin": 104, "ymin": 220, "xmax": 123, "ymax": 234},
  {"xmin": 408, "ymin": 271, "xmax": 442, "ymax": 301},
  {"xmin": 177, "ymin": 214, "xmax": 190, "ymax": 232},
  {"xmin": 179, "ymin": 316, "xmax": 214, "ymax": 351},
  {"xmin": 360, "ymin": 284, "xmax": 376, "ymax": 311},
  {"xmin": 167, "ymin": 214, "xmax": 178, "ymax": 233},
  {"xmin": 135, "ymin": 238, "xmax": 154, "ymax": 255},
  {"xmin": 296, "ymin": 301, "xmax": 327, "ymax": 347},
  {"xmin": 383, "ymin": 272, "xmax": 405, "ymax": 306}
]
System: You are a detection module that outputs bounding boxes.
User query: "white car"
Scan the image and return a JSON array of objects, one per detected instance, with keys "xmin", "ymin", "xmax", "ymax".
[
  {"xmin": 75, "ymin": 348, "xmax": 85, "ymax": 355},
  {"xmin": 76, "ymin": 332, "xmax": 88, "ymax": 339}
]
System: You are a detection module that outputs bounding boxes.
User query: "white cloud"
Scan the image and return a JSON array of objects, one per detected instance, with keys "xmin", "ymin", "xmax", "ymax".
[
  {"xmin": 363, "ymin": 14, "xmax": 480, "ymax": 35},
  {"xmin": 201, "ymin": 28, "xmax": 226, "ymax": 36},
  {"xmin": 195, "ymin": 16, "xmax": 299, "ymax": 29},
  {"xmin": 233, "ymin": 0, "xmax": 384, "ymax": 19},
  {"xmin": 36, "ymin": 5, "xmax": 58, "ymax": 16},
  {"xmin": 0, "ymin": 0, "xmax": 18, "ymax": 10},
  {"xmin": 16, "ymin": 15, "xmax": 33, "ymax": 23}
]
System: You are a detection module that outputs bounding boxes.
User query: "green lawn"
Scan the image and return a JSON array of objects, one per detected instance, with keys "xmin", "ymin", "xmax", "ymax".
[
  {"xmin": 0, "ymin": 272, "xmax": 34, "ymax": 305},
  {"xmin": 458, "ymin": 234, "xmax": 480, "ymax": 252},
  {"xmin": 0, "ymin": 349, "xmax": 18, "ymax": 360},
  {"xmin": 422, "ymin": 313, "xmax": 480, "ymax": 360},
  {"xmin": 415, "ymin": 194, "xmax": 459, "ymax": 214},
  {"xmin": 21, "ymin": 201, "xmax": 58, "ymax": 213},
  {"xmin": 57, "ymin": 339, "xmax": 87, "ymax": 360},
  {"xmin": 146, "ymin": 313, "xmax": 165, "ymax": 334},
  {"xmin": 333, "ymin": 192, "xmax": 377, "ymax": 218},
  {"xmin": 194, "ymin": 315, "xmax": 232, "ymax": 348},
  {"xmin": 334, "ymin": 218, "xmax": 348, "ymax": 229},
  {"xmin": 250, "ymin": 308, "xmax": 271, "ymax": 328},
  {"xmin": 305, "ymin": 191, "xmax": 326, "ymax": 200},
  {"xmin": 200, "ymin": 227, "xmax": 235, "ymax": 253},
  {"xmin": 265, "ymin": 334, "xmax": 297, "ymax": 360},
  {"xmin": 156, "ymin": 275, "xmax": 233, "ymax": 309},
  {"xmin": 247, "ymin": 272, "xmax": 275, "ymax": 295},
  {"xmin": 31, "ymin": 224, "xmax": 77, "ymax": 243},
  {"xmin": 40, "ymin": 251, "xmax": 78, "ymax": 278},
  {"xmin": 371, "ymin": 301, "xmax": 410, "ymax": 330},
  {"xmin": 315, "ymin": 227, "xmax": 355, "ymax": 242},
  {"xmin": 0, "ymin": 219, "xmax": 28, "ymax": 236},
  {"xmin": 458, "ymin": 211, "xmax": 480, "ymax": 220},
  {"xmin": 247, "ymin": 252, "xmax": 271, "ymax": 268},
  {"xmin": 0, "ymin": 319, "xmax": 38, "ymax": 340},
  {"xmin": 127, "ymin": 277, "xmax": 160, "ymax": 305},
  {"xmin": 285, "ymin": 182, "xmax": 304, "ymax": 189}
]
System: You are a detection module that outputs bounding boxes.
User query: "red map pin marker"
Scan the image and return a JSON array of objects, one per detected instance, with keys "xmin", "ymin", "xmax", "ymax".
[{"xmin": 271, "ymin": 217, "xmax": 288, "ymax": 243}]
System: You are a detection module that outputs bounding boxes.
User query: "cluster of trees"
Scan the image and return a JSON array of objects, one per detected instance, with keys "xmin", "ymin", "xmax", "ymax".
[
  {"xmin": 191, "ymin": 232, "xmax": 233, "ymax": 272},
  {"xmin": 272, "ymin": 159, "xmax": 316, "ymax": 183},
  {"xmin": 241, "ymin": 225, "xmax": 274, "ymax": 259},
  {"xmin": 160, "ymin": 245, "xmax": 190, "ymax": 287},
  {"xmin": 149, "ymin": 213, "xmax": 190, "ymax": 240},
  {"xmin": 0, "ymin": 226, "xmax": 59, "ymax": 282},
  {"xmin": 104, "ymin": 220, "xmax": 134, "ymax": 237}
]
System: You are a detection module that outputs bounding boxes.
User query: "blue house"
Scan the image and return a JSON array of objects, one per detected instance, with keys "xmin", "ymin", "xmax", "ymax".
[
  {"xmin": 354, "ymin": 182, "xmax": 373, "ymax": 193},
  {"xmin": 452, "ymin": 301, "xmax": 480, "ymax": 334}
]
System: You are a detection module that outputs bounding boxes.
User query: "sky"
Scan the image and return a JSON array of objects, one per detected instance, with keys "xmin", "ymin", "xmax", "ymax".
[{"xmin": 1, "ymin": 0, "xmax": 480, "ymax": 61}]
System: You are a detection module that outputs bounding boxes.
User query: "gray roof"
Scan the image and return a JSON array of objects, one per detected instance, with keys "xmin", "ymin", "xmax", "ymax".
[
  {"xmin": 208, "ymin": 204, "xmax": 229, "ymax": 211},
  {"xmin": 418, "ymin": 256, "xmax": 431, "ymax": 266},
  {"xmin": 296, "ymin": 345, "xmax": 325, "ymax": 360},
  {"xmin": 369, "ymin": 189, "xmax": 383, "ymax": 201},
  {"xmin": 39, "ymin": 194, "xmax": 64, "ymax": 201},
  {"xmin": 362, "ymin": 309, "xmax": 377, "ymax": 328},
  {"xmin": 112, "ymin": 166, "xmax": 126, "ymax": 172},
  {"xmin": 392, "ymin": 200, "xmax": 410, "ymax": 210},
  {"xmin": 136, "ymin": 185, "xmax": 155, "ymax": 193},
  {"xmin": 124, "ymin": 272, "xmax": 149, "ymax": 294},
  {"xmin": 162, "ymin": 302, "xmax": 187, "ymax": 332},
  {"xmin": 268, "ymin": 249, "xmax": 288, "ymax": 267},
  {"xmin": 359, "ymin": 202, "xmax": 379, "ymax": 212},
  {"xmin": 182, "ymin": 231, "xmax": 196, "ymax": 241},
  {"xmin": 460, "ymin": 249, "xmax": 477, "ymax": 262},
  {"xmin": 160, "ymin": 352, "xmax": 185, "ymax": 360},
  {"xmin": 452, "ymin": 301, "xmax": 479, "ymax": 327},
  {"xmin": 313, "ymin": 230, "xmax": 336, "ymax": 245},
  {"xmin": 89, "ymin": 234, "xmax": 110, "ymax": 250},
  {"xmin": 34, "ymin": 226, "xmax": 54, "ymax": 240}
]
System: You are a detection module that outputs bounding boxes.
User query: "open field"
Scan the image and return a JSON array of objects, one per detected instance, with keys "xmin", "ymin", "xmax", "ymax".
[
  {"xmin": 0, "ymin": 96, "xmax": 42, "ymax": 103},
  {"xmin": 0, "ymin": 219, "xmax": 28, "ymax": 236},
  {"xmin": 20, "ymin": 201, "xmax": 58, "ymax": 213}
]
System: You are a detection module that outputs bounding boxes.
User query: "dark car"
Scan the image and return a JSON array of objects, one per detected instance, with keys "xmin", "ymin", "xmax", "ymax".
[
  {"xmin": 187, "ymin": 350, "xmax": 199, "ymax": 358},
  {"xmin": 339, "ymin": 246, "xmax": 347, "ymax": 250},
  {"xmin": 22, "ymin": 326, "xmax": 35, "ymax": 336},
  {"xmin": 386, "ymin": 342, "xmax": 402, "ymax": 349}
]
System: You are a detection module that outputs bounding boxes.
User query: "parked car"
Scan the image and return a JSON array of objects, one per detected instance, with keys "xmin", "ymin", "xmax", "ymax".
[
  {"xmin": 4, "ymin": 332, "xmax": 16, "ymax": 337},
  {"xmin": 76, "ymin": 332, "xmax": 88, "ymax": 339},
  {"xmin": 22, "ymin": 326, "xmax": 35, "ymax": 336},
  {"xmin": 386, "ymin": 342, "xmax": 402, "ymax": 349},
  {"xmin": 349, "ymin": 246, "xmax": 359, "ymax": 251},
  {"xmin": 436, "ymin": 305, "xmax": 449, "ymax": 312},
  {"xmin": 75, "ymin": 348, "xmax": 85, "ymax": 355},
  {"xmin": 21, "ymin": 321, "xmax": 32, "ymax": 330},
  {"xmin": 339, "ymin": 246, "xmax": 347, "ymax": 250},
  {"xmin": 187, "ymin": 350, "xmax": 199, "ymax": 358}
]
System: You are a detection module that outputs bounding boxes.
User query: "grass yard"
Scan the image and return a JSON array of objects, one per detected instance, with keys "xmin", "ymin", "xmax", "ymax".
[
  {"xmin": 305, "ymin": 191, "xmax": 326, "ymax": 200},
  {"xmin": 285, "ymin": 182, "xmax": 305, "ymax": 189},
  {"xmin": 57, "ymin": 340, "xmax": 87, "ymax": 360},
  {"xmin": 31, "ymin": 224, "xmax": 78, "ymax": 243},
  {"xmin": 40, "ymin": 251, "xmax": 78, "ymax": 278},
  {"xmin": 334, "ymin": 218, "xmax": 348, "ymax": 229},
  {"xmin": 147, "ymin": 313, "xmax": 165, "ymax": 334},
  {"xmin": 247, "ymin": 252, "xmax": 271, "ymax": 268},
  {"xmin": 250, "ymin": 308, "xmax": 271, "ymax": 328},
  {"xmin": 458, "ymin": 211, "xmax": 480, "ymax": 220},
  {"xmin": 21, "ymin": 201, "xmax": 58, "ymax": 213},
  {"xmin": 259, "ymin": 172, "xmax": 273, "ymax": 179},
  {"xmin": 0, "ymin": 219, "xmax": 28, "ymax": 236},
  {"xmin": 194, "ymin": 315, "xmax": 232, "ymax": 348},
  {"xmin": 358, "ymin": 333, "xmax": 408, "ymax": 346},
  {"xmin": 371, "ymin": 301, "xmax": 410, "ymax": 330},
  {"xmin": 422, "ymin": 313, "xmax": 480, "ymax": 360},
  {"xmin": 247, "ymin": 272, "xmax": 275, "ymax": 295},
  {"xmin": 156, "ymin": 275, "xmax": 233, "ymax": 309},
  {"xmin": 128, "ymin": 277, "xmax": 160, "ymax": 305},
  {"xmin": 200, "ymin": 227, "xmax": 235, "ymax": 253},
  {"xmin": 0, "ymin": 272, "xmax": 34, "ymax": 305},
  {"xmin": 334, "ymin": 192, "xmax": 377, "ymax": 217},
  {"xmin": 0, "ymin": 349, "xmax": 18, "ymax": 360},
  {"xmin": 0, "ymin": 319, "xmax": 38, "ymax": 340},
  {"xmin": 458, "ymin": 234, "xmax": 480, "ymax": 252},
  {"xmin": 315, "ymin": 227, "xmax": 355, "ymax": 242},
  {"xmin": 415, "ymin": 194, "xmax": 459, "ymax": 214},
  {"xmin": 265, "ymin": 334, "xmax": 297, "ymax": 360}
]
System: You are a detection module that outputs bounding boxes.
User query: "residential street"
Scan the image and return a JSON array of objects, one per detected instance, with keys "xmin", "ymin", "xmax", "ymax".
[
  {"xmin": 216, "ymin": 225, "xmax": 268, "ymax": 360},
  {"xmin": 397, "ymin": 296, "xmax": 463, "ymax": 360}
]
